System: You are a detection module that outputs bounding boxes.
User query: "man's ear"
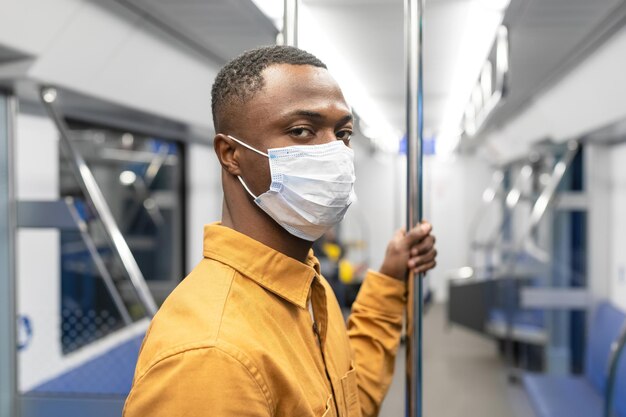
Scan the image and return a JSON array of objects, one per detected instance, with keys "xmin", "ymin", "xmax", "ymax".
[{"xmin": 214, "ymin": 133, "xmax": 242, "ymax": 176}]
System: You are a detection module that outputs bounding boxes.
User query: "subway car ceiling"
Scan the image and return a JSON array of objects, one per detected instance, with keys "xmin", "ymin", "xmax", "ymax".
[{"xmin": 1, "ymin": 0, "xmax": 626, "ymax": 158}]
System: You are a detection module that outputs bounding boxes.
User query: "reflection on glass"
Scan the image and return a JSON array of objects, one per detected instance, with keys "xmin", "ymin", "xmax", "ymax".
[{"xmin": 57, "ymin": 126, "xmax": 184, "ymax": 353}]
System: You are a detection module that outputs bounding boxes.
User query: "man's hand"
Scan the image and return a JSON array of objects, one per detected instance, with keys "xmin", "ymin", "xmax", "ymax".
[{"xmin": 378, "ymin": 222, "xmax": 437, "ymax": 281}]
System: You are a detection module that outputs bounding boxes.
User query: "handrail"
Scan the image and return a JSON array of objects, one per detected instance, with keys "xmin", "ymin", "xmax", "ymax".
[
  {"xmin": 604, "ymin": 321, "xmax": 626, "ymax": 417},
  {"xmin": 468, "ymin": 169, "xmax": 504, "ymax": 264},
  {"xmin": 122, "ymin": 143, "xmax": 169, "ymax": 230},
  {"xmin": 515, "ymin": 140, "xmax": 579, "ymax": 252},
  {"xmin": 65, "ymin": 197, "xmax": 133, "ymax": 325},
  {"xmin": 40, "ymin": 86, "xmax": 158, "ymax": 317},
  {"xmin": 480, "ymin": 163, "xmax": 533, "ymax": 254},
  {"xmin": 473, "ymin": 163, "xmax": 533, "ymax": 274}
]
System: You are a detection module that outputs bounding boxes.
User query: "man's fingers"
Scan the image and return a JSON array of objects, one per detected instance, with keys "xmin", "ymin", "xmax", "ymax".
[
  {"xmin": 411, "ymin": 235, "xmax": 435, "ymax": 256},
  {"xmin": 413, "ymin": 260, "xmax": 437, "ymax": 274},
  {"xmin": 407, "ymin": 249, "xmax": 437, "ymax": 268},
  {"xmin": 405, "ymin": 222, "xmax": 432, "ymax": 245}
]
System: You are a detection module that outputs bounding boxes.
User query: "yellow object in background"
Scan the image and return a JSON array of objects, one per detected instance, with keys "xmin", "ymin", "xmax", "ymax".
[
  {"xmin": 339, "ymin": 259, "xmax": 354, "ymax": 283},
  {"xmin": 322, "ymin": 242, "xmax": 342, "ymax": 262}
]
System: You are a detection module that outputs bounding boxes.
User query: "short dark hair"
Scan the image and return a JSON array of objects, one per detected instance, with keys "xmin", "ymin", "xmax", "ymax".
[{"xmin": 211, "ymin": 45, "xmax": 327, "ymax": 130}]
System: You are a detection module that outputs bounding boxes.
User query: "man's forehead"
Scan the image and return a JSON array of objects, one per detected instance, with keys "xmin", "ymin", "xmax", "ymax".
[
  {"xmin": 261, "ymin": 62, "xmax": 328, "ymax": 79},
  {"xmin": 260, "ymin": 64, "xmax": 344, "ymax": 99},
  {"xmin": 217, "ymin": 63, "xmax": 352, "ymax": 133}
]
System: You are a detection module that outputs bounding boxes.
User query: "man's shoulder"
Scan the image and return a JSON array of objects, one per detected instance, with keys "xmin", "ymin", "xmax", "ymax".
[{"xmin": 134, "ymin": 258, "xmax": 238, "ymax": 374}]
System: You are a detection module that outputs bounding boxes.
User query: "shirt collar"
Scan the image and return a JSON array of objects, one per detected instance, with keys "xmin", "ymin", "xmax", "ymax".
[{"xmin": 202, "ymin": 223, "xmax": 319, "ymax": 309}]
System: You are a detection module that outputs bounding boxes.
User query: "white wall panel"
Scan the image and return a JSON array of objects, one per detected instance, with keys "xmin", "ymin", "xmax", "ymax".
[
  {"xmin": 185, "ymin": 142, "xmax": 222, "ymax": 273},
  {"xmin": 586, "ymin": 145, "xmax": 612, "ymax": 303},
  {"xmin": 15, "ymin": 113, "xmax": 58, "ymax": 200},
  {"xmin": 610, "ymin": 143, "xmax": 626, "ymax": 310},
  {"xmin": 351, "ymin": 140, "xmax": 402, "ymax": 276},
  {"xmin": 14, "ymin": 112, "xmax": 62, "ymax": 390},
  {"xmin": 17, "ymin": 229, "xmax": 61, "ymax": 391},
  {"xmin": 483, "ymin": 26, "xmax": 626, "ymax": 162},
  {"xmin": 426, "ymin": 155, "xmax": 492, "ymax": 302}
]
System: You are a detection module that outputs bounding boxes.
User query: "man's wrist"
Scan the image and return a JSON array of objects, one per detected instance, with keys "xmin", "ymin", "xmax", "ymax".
[{"xmin": 377, "ymin": 266, "xmax": 406, "ymax": 281}]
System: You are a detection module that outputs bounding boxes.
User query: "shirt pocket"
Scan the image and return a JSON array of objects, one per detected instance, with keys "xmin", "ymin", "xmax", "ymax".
[{"xmin": 340, "ymin": 366, "xmax": 362, "ymax": 417}]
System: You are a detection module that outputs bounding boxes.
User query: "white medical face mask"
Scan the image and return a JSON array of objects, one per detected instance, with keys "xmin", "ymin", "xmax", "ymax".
[{"xmin": 227, "ymin": 135, "xmax": 356, "ymax": 241}]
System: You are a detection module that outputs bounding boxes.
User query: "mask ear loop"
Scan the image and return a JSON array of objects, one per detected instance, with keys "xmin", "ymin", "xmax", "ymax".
[
  {"xmin": 225, "ymin": 135, "xmax": 268, "ymax": 200},
  {"xmin": 226, "ymin": 135, "xmax": 269, "ymax": 157},
  {"xmin": 237, "ymin": 176, "xmax": 258, "ymax": 200}
]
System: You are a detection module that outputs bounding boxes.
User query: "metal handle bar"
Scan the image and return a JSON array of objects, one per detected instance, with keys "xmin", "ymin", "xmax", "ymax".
[
  {"xmin": 40, "ymin": 87, "xmax": 158, "ymax": 317},
  {"xmin": 405, "ymin": 0, "xmax": 425, "ymax": 415}
]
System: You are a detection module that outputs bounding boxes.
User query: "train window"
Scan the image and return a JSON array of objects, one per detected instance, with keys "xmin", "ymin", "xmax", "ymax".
[{"xmin": 58, "ymin": 124, "xmax": 185, "ymax": 353}]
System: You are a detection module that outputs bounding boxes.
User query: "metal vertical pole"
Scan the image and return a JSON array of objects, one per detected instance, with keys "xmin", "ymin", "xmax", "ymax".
[
  {"xmin": 283, "ymin": 0, "xmax": 299, "ymax": 47},
  {"xmin": 0, "ymin": 92, "xmax": 18, "ymax": 417},
  {"xmin": 405, "ymin": 0, "xmax": 424, "ymax": 416}
]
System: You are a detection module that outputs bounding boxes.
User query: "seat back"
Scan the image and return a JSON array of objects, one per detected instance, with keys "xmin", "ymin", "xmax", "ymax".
[{"xmin": 584, "ymin": 302, "xmax": 626, "ymax": 394}]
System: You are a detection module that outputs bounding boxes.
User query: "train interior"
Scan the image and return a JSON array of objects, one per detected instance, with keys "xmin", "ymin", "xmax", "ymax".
[{"xmin": 1, "ymin": 0, "xmax": 626, "ymax": 416}]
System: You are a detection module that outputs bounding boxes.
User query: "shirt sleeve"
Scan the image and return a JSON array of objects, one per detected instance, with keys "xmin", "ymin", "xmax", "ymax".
[
  {"xmin": 123, "ymin": 346, "xmax": 273, "ymax": 417},
  {"xmin": 347, "ymin": 269, "xmax": 406, "ymax": 417}
]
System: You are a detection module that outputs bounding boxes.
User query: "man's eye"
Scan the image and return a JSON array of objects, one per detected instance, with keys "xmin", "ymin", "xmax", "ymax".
[
  {"xmin": 336, "ymin": 130, "xmax": 352, "ymax": 142},
  {"xmin": 290, "ymin": 128, "xmax": 314, "ymax": 138}
]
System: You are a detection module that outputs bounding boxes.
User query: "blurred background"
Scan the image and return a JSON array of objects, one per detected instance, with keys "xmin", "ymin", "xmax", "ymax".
[{"xmin": 0, "ymin": 0, "xmax": 625, "ymax": 416}]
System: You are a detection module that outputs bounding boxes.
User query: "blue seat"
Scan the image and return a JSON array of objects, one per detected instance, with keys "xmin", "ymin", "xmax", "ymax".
[
  {"xmin": 523, "ymin": 302, "xmax": 626, "ymax": 417},
  {"xmin": 487, "ymin": 308, "xmax": 546, "ymax": 344},
  {"xmin": 523, "ymin": 375, "xmax": 602, "ymax": 417},
  {"xmin": 487, "ymin": 276, "xmax": 547, "ymax": 344},
  {"xmin": 31, "ymin": 334, "xmax": 144, "ymax": 396}
]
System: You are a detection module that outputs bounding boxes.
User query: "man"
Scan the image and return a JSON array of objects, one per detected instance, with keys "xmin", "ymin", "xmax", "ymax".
[{"xmin": 123, "ymin": 46, "xmax": 436, "ymax": 417}]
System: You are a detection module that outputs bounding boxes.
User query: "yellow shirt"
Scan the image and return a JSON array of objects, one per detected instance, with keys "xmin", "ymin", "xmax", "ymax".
[{"xmin": 123, "ymin": 224, "xmax": 406, "ymax": 417}]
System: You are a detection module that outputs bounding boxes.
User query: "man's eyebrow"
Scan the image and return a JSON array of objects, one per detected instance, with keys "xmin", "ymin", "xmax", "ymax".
[
  {"xmin": 283, "ymin": 110, "xmax": 354, "ymax": 124},
  {"xmin": 286, "ymin": 110, "xmax": 324, "ymax": 119},
  {"xmin": 336, "ymin": 114, "xmax": 354, "ymax": 125}
]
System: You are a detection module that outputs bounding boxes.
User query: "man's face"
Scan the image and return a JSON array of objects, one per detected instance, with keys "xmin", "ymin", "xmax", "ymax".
[{"xmin": 229, "ymin": 64, "xmax": 353, "ymax": 195}]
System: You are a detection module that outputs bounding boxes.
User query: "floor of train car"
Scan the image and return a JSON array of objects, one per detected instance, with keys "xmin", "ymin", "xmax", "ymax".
[{"xmin": 379, "ymin": 303, "xmax": 536, "ymax": 417}]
